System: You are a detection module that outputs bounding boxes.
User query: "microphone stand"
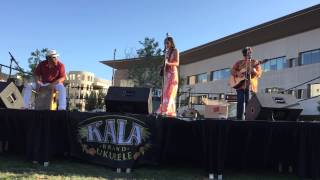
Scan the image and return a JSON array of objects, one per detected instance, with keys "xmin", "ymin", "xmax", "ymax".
[
  {"xmin": 8, "ymin": 52, "xmax": 29, "ymax": 84},
  {"xmin": 248, "ymin": 54, "xmax": 253, "ymax": 100},
  {"xmin": 112, "ymin": 49, "xmax": 116, "ymax": 86},
  {"xmin": 8, "ymin": 52, "xmax": 14, "ymax": 80},
  {"xmin": 9, "ymin": 52, "xmax": 25, "ymax": 74},
  {"xmin": 160, "ymin": 49, "xmax": 167, "ymax": 116},
  {"xmin": 242, "ymin": 53, "xmax": 252, "ymax": 120}
]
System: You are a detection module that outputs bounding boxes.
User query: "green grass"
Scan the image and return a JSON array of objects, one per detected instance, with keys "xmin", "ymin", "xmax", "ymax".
[{"xmin": 0, "ymin": 154, "xmax": 299, "ymax": 180}]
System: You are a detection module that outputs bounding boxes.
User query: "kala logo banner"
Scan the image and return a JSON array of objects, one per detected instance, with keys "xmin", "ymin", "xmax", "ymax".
[{"xmin": 77, "ymin": 114, "xmax": 151, "ymax": 168}]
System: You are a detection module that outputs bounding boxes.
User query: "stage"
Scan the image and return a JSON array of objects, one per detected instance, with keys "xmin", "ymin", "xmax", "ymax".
[{"xmin": 0, "ymin": 109, "xmax": 319, "ymax": 179}]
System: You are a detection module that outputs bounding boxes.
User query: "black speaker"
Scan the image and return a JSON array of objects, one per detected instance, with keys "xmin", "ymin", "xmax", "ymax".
[
  {"xmin": 245, "ymin": 93, "xmax": 303, "ymax": 121},
  {"xmin": 105, "ymin": 87, "xmax": 152, "ymax": 114},
  {"xmin": 0, "ymin": 81, "xmax": 24, "ymax": 109}
]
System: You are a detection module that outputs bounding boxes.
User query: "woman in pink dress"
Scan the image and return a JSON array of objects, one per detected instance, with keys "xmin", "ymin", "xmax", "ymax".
[{"xmin": 158, "ymin": 36, "xmax": 179, "ymax": 117}]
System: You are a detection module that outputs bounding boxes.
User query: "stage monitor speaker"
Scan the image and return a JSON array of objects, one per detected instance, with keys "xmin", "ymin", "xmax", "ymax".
[
  {"xmin": 0, "ymin": 82, "xmax": 24, "ymax": 109},
  {"xmin": 245, "ymin": 93, "xmax": 303, "ymax": 121},
  {"xmin": 105, "ymin": 87, "xmax": 152, "ymax": 114}
]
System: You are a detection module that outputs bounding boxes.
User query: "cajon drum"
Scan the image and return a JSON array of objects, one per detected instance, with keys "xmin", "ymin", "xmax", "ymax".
[{"xmin": 35, "ymin": 86, "xmax": 58, "ymax": 110}]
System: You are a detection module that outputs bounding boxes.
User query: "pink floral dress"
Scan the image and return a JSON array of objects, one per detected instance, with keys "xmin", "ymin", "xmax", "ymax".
[{"xmin": 158, "ymin": 48, "xmax": 179, "ymax": 117}]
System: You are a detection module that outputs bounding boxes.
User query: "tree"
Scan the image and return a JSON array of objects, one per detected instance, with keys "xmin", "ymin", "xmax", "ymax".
[
  {"xmin": 15, "ymin": 48, "xmax": 48, "ymax": 81},
  {"xmin": 96, "ymin": 89, "xmax": 106, "ymax": 109},
  {"xmin": 124, "ymin": 48, "xmax": 137, "ymax": 59},
  {"xmin": 85, "ymin": 92, "xmax": 97, "ymax": 111},
  {"xmin": 11, "ymin": 48, "xmax": 47, "ymax": 83},
  {"xmin": 128, "ymin": 37, "xmax": 163, "ymax": 88},
  {"xmin": 28, "ymin": 48, "xmax": 49, "ymax": 74},
  {"xmin": 136, "ymin": 37, "xmax": 162, "ymax": 57}
]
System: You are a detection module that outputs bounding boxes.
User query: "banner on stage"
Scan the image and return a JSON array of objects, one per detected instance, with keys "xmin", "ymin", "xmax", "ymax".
[{"xmin": 70, "ymin": 113, "xmax": 158, "ymax": 168}]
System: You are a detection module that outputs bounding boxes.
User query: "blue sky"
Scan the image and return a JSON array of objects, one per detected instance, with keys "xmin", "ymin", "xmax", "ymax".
[{"xmin": 0, "ymin": 0, "xmax": 319, "ymax": 80}]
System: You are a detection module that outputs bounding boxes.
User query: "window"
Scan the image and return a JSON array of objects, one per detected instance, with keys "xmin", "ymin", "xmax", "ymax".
[
  {"xmin": 152, "ymin": 89, "xmax": 161, "ymax": 97},
  {"xmin": 265, "ymin": 88, "xmax": 272, "ymax": 93},
  {"xmin": 211, "ymin": 69, "xmax": 230, "ymax": 81},
  {"xmin": 72, "ymin": 74, "xmax": 75, "ymax": 80},
  {"xmin": 301, "ymin": 49, "xmax": 320, "ymax": 65},
  {"xmin": 265, "ymin": 87, "xmax": 285, "ymax": 94},
  {"xmin": 288, "ymin": 58, "xmax": 297, "ymax": 68},
  {"xmin": 296, "ymin": 89, "xmax": 305, "ymax": 99},
  {"xmin": 270, "ymin": 59, "xmax": 277, "ymax": 71},
  {"xmin": 76, "ymin": 103, "xmax": 82, "ymax": 109},
  {"xmin": 120, "ymin": 80, "xmax": 135, "ymax": 87},
  {"xmin": 287, "ymin": 90, "xmax": 295, "ymax": 96},
  {"xmin": 282, "ymin": 58, "xmax": 290, "ymax": 69},
  {"xmin": 263, "ymin": 60, "xmax": 270, "ymax": 72},
  {"xmin": 187, "ymin": 74, "xmax": 208, "ymax": 84},
  {"xmin": 308, "ymin": 83, "xmax": 320, "ymax": 98},
  {"xmin": 262, "ymin": 57, "xmax": 286, "ymax": 72},
  {"xmin": 190, "ymin": 96, "xmax": 205, "ymax": 105},
  {"xmin": 187, "ymin": 76, "xmax": 196, "ymax": 85},
  {"xmin": 196, "ymin": 73, "xmax": 208, "ymax": 83}
]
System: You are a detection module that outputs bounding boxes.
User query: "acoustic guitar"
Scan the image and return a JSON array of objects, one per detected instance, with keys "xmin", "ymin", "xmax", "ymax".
[{"xmin": 228, "ymin": 59, "xmax": 267, "ymax": 89}]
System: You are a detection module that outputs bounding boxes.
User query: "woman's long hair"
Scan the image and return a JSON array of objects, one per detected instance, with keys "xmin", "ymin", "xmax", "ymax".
[{"xmin": 164, "ymin": 37, "xmax": 176, "ymax": 50}]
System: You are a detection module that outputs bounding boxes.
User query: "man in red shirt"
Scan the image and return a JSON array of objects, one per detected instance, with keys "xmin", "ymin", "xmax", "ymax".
[{"xmin": 22, "ymin": 49, "xmax": 67, "ymax": 110}]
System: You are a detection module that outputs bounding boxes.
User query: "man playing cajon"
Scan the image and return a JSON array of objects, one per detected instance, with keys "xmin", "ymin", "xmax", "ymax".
[{"xmin": 22, "ymin": 49, "xmax": 66, "ymax": 110}]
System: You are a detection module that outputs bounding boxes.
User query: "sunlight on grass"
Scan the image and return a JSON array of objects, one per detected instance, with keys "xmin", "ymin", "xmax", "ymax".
[{"xmin": 0, "ymin": 154, "xmax": 299, "ymax": 180}]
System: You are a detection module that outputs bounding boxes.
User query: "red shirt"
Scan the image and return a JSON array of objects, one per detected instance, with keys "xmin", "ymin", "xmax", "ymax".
[{"xmin": 35, "ymin": 60, "xmax": 66, "ymax": 83}]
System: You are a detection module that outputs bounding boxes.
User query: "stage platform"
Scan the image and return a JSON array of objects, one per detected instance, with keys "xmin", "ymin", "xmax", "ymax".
[{"xmin": 0, "ymin": 109, "xmax": 319, "ymax": 179}]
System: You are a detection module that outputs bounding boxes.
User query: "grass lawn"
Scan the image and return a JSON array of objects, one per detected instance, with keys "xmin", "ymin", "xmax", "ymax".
[{"xmin": 0, "ymin": 154, "xmax": 299, "ymax": 180}]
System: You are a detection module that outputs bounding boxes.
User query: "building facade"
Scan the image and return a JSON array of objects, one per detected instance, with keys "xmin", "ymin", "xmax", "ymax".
[
  {"xmin": 67, "ymin": 71, "xmax": 111, "ymax": 111},
  {"xmin": 93, "ymin": 77, "xmax": 112, "ymax": 95},
  {"xmin": 101, "ymin": 4, "xmax": 320, "ymax": 115},
  {"xmin": 181, "ymin": 28, "xmax": 320, "ymax": 115}
]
